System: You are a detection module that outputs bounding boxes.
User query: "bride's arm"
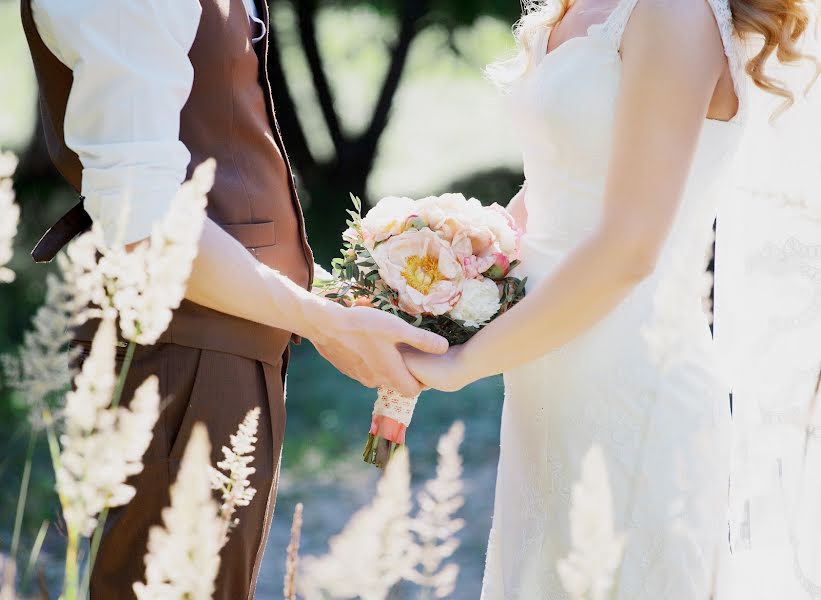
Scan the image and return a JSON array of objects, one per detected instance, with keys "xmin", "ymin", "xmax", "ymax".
[
  {"xmin": 407, "ymin": 0, "xmax": 727, "ymax": 391},
  {"xmin": 506, "ymin": 183, "xmax": 528, "ymax": 233}
]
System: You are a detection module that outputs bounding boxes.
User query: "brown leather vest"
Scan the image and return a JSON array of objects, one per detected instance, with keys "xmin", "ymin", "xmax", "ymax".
[{"xmin": 21, "ymin": 0, "xmax": 313, "ymax": 366}]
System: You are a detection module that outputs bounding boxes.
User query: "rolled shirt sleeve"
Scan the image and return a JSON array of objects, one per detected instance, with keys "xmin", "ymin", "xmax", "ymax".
[{"xmin": 31, "ymin": 0, "xmax": 203, "ymax": 245}]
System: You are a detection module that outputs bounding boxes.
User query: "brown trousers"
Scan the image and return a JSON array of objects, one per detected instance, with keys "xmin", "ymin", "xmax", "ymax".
[{"xmin": 73, "ymin": 341, "xmax": 288, "ymax": 599}]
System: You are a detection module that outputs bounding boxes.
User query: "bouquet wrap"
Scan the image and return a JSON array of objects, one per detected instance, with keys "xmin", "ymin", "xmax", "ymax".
[{"xmin": 362, "ymin": 387, "xmax": 418, "ymax": 467}]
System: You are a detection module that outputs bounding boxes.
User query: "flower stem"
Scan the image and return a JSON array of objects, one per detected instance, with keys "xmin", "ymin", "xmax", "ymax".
[
  {"xmin": 42, "ymin": 410, "xmax": 61, "ymax": 484},
  {"xmin": 78, "ymin": 342, "xmax": 136, "ymax": 596},
  {"xmin": 363, "ymin": 433, "xmax": 377, "ymax": 464},
  {"xmin": 63, "ymin": 527, "xmax": 80, "ymax": 600},
  {"xmin": 79, "ymin": 506, "xmax": 109, "ymax": 598},
  {"xmin": 362, "ymin": 435, "xmax": 400, "ymax": 469},
  {"xmin": 10, "ymin": 428, "xmax": 38, "ymax": 566},
  {"xmin": 43, "ymin": 408, "xmax": 75, "ymax": 600},
  {"xmin": 111, "ymin": 341, "xmax": 136, "ymax": 409},
  {"xmin": 21, "ymin": 520, "xmax": 49, "ymax": 592}
]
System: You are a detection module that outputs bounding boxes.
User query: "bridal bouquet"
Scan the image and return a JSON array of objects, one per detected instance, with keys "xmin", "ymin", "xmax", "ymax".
[{"xmin": 315, "ymin": 194, "xmax": 526, "ymax": 468}]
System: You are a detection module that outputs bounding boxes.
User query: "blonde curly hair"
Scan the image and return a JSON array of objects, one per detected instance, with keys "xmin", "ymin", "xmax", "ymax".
[
  {"xmin": 488, "ymin": 0, "xmax": 819, "ymax": 112},
  {"xmin": 733, "ymin": 0, "xmax": 819, "ymax": 109}
]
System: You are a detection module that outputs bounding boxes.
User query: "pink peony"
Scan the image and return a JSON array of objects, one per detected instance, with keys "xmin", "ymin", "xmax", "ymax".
[
  {"xmin": 360, "ymin": 196, "xmax": 418, "ymax": 249},
  {"xmin": 417, "ymin": 194, "xmax": 487, "ymax": 243},
  {"xmin": 460, "ymin": 250, "xmax": 496, "ymax": 279},
  {"xmin": 484, "ymin": 252, "xmax": 511, "ymax": 280},
  {"xmin": 370, "ymin": 228, "xmax": 465, "ymax": 316},
  {"xmin": 404, "ymin": 215, "xmax": 427, "ymax": 231},
  {"xmin": 342, "ymin": 226, "xmax": 360, "ymax": 244},
  {"xmin": 485, "ymin": 203, "xmax": 522, "ymax": 259}
]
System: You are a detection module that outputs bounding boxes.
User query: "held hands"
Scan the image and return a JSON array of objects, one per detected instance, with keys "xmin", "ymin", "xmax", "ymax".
[
  {"xmin": 310, "ymin": 303, "xmax": 449, "ymax": 397},
  {"xmin": 403, "ymin": 345, "xmax": 473, "ymax": 393}
]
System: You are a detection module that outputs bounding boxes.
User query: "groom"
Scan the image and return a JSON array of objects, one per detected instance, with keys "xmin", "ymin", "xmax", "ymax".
[{"xmin": 21, "ymin": 0, "xmax": 446, "ymax": 597}]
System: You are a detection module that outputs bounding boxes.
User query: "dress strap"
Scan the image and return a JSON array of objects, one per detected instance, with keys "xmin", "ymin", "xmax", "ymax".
[
  {"xmin": 599, "ymin": 0, "xmax": 641, "ymax": 50},
  {"xmin": 704, "ymin": 0, "xmax": 748, "ymax": 123},
  {"xmin": 600, "ymin": 0, "xmax": 747, "ymax": 123}
]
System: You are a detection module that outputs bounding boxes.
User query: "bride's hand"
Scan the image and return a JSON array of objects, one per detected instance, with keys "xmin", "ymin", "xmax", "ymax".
[{"xmin": 403, "ymin": 346, "xmax": 471, "ymax": 393}]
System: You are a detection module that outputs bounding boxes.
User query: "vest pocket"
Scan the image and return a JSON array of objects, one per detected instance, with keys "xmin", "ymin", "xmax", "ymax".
[{"xmin": 221, "ymin": 221, "xmax": 277, "ymax": 255}]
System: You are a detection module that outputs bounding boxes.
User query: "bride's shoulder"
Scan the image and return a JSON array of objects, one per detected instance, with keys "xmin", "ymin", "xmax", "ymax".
[
  {"xmin": 626, "ymin": 0, "xmax": 728, "ymax": 38},
  {"xmin": 622, "ymin": 0, "xmax": 729, "ymax": 70}
]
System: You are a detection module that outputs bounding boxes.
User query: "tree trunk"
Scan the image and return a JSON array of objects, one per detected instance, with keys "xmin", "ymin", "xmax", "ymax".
[
  {"xmin": 266, "ymin": 0, "xmax": 425, "ymax": 261},
  {"xmin": 298, "ymin": 163, "xmax": 370, "ymax": 264}
]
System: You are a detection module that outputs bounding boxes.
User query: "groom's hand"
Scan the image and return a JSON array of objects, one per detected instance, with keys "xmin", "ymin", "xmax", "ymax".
[
  {"xmin": 310, "ymin": 304, "xmax": 448, "ymax": 397},
  {"xmin": 404, "ymin": 346, "xmax": 471, "ymax": 393}
]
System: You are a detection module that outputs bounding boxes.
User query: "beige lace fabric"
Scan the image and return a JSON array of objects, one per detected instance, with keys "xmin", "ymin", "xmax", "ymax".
[{"xmin": 374, "ymin": 386, "xmax": 419, "ymax": 426}]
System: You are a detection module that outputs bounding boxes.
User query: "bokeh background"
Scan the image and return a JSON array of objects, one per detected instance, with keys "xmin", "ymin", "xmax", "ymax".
[{"xmin": 0, "ymin": 0, "xmax": 528, "ymax": 596}]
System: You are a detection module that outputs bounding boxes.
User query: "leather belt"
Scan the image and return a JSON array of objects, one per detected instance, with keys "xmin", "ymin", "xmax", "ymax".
[{"xmin": 31, "ymin": 199, "xmax": 92, "ymax": 263}]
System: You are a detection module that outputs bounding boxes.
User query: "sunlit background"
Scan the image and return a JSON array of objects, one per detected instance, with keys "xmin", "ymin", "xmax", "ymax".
[
  {"xmin": 0, "ymin": 1, "xmax": 526, "ymax": 596},
  {"xmin": 3, "ymin": 1, "xmax": 821, "ymax": 598}
]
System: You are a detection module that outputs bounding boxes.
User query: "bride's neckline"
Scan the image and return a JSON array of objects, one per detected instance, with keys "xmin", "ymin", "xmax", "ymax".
[
  {"xmin": 537, "ymin": 11, "xmax": 742, "ymax": 126},
  {"xmin": 542, "ymin": 21, "xmax": 608, "ymax": 63},
  {"xmin": 544, "ymin": 8, "xmax": 616, "ymax": 59}
]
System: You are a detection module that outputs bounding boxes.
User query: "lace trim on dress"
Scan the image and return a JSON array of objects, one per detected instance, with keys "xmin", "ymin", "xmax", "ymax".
[
  {"xmin": 599, "ymin": 0, "xmax": 641, "ymax": 46},
  {"xmin": 705, "ymin": 0, "xmax": 748, "ymax": 123}
]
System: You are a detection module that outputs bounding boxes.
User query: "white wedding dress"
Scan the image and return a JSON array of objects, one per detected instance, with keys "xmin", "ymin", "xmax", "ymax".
[{"xmin": 482, "ymin": 1, "xmax": 748, "ymax": 598}]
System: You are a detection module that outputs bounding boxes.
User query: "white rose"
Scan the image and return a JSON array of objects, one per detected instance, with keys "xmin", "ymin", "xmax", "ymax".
[{"xmin": 449, "ymin": 277, "xmax": 501, "ymax": 328}]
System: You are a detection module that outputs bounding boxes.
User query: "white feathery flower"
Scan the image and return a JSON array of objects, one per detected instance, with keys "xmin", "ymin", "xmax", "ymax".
[
  {"xmin": 0, "ymin": 152, "xmax": 20, "ymax": 283},
  {"xmin": 63, "ymin": 159, "xmax": 214, "ymax": 344},
  {"xmin": 449, "ymin": 278, "xmax": 501, "ymax": 328},
  {"xmin": 410, "ymin": 421, "xmax": 466, "ymax": 598},
  {"xmin": 312, "ymin": 262, "xmax": 335, "ymax": 285},
  {"xmin": 0, "ymin": 553, "xmax": 19, "ymax": 600},
  {"xmin": 299, "ymin": 448, "xmax": 419, "ymax": 600},
  {"xmin": 209, "ymin": 407, "xmax": 259, "ymax": 547},
  {"xmin": 134, "ymin": 424, "xmax": 222, "ymax": 600},
  {"xmin": 56, "ymin": 317, "xmax": 160, "ymax": 536},
  {"xmin": 62, "ymin": 232, "xmax": 106, "ymax": 324},
  {"xmin": 1, "ymin": 270, "xmax": 79, "ymax": 428},
  {"xmin": 123, "ymin": 159, "xmax": 213, "ymax": 343},
  {"xmin": 61, "ymin": 317, "xmax": 117, "ymax": 430},
  {"xmin": 284, "ymin": 503, "xmax": 304, "ymax": 600},
  {"xmin": 642, "ymin": 249, "xmax": 713, "ymax": 373},
  {"xmin": 557, "ymin": 445, "xmax": 626, "ymax": 600}
]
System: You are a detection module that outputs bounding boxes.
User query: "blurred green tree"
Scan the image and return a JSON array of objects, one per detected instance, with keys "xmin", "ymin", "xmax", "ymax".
[{"xmin": 266, "ymin": 0, "xmax": 519, "ymax": 253}]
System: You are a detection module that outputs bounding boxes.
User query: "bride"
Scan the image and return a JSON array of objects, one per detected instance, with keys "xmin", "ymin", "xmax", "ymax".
[{"xmin": 405, "ymin": 0, "xmax": 817, "ymax": 597}]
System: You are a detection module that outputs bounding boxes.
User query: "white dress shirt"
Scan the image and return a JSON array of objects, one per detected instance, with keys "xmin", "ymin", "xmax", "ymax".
[
  {"xmin": 31, "ymin": 0, "xmax": 263, "ymax": 245},
  {"xmin": 243, "ymin": 0, "xmax": 267, "ymax": 43}
]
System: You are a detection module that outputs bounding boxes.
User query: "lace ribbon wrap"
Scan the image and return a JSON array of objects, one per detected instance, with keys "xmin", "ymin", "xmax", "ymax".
[{"xmin": 373, "ymin": 387, "xmax": 419, "ymax": 426}]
